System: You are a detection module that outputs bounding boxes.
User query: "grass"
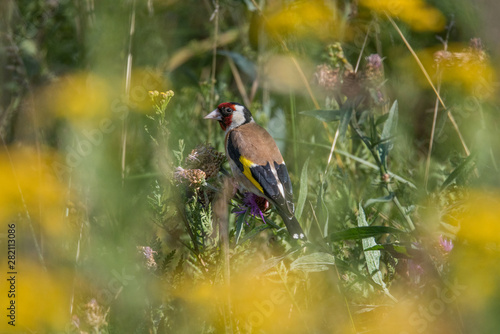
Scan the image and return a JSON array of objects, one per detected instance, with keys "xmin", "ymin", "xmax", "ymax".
[{"xmin": 1, "ymin": 0, "xmax": 500, "ymax": 333}]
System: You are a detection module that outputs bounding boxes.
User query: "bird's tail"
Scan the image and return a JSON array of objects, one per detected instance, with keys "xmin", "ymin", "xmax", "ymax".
[{"xmin": 278, "ymin": 210, "xmax": 306, "ymax": 240}]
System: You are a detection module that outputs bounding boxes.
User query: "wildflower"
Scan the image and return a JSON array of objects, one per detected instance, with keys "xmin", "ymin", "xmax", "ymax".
[
  {"xmin": 149, "ymin": 90, "xmax": 175, "ymax": 114},
  {"xmin": 360, "ymin": 0, "xmax": 445, "ymax": 32},
  {"xmin": 185, "ymin": 144, "xmax": 225, "ymax": 179},
  {"xmin": 314, "ymin": 64, "xmax": 341, "ymax": 91},
  {"xmin": 233, "ymin": 192, "xmax": 269, "ymax": 224},
  {"xmin": 439, "ymin": 235, "xmax": 454, "ymax": 253},
  {"xmin": 163, "ymin": 90, "xmax": 175, "ymax": 97},
  {"xmin": 174, "ymin": 167, "xmax": 206, "ymax": 189},
  {"xmin": 84, "ymin": 299, "xmax": 108, "ymax": 330},
  {"xmin": 365, "ymin": 54, "xmax": 384, "ymax": 86},
  {"xmin": 148, "ymin": 90, "xmax": 160, "ymax": 98},
  {"xmin": 137, "ymin": 246, "xmax": 158, "ymax": 270}
]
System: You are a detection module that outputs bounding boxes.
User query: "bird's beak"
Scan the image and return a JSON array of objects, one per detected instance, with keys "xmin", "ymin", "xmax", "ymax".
[{"xmin": 204, "ymin": 109, "xmax": 222, "ymax": 121}]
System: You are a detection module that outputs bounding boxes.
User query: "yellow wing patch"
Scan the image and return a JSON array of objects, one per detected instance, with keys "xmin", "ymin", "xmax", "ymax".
[{"xmin": 239, "ymin": 156, "xmax": 264, "ymax": 193}]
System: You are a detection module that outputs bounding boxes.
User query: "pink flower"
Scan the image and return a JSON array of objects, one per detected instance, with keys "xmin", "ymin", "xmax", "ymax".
[{"xmin": 439, "ymin": 235, "xmax": 454, "ymax": 252}]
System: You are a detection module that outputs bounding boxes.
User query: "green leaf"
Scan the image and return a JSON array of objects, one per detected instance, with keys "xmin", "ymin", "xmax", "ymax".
[
  {"xmin": 160, "ymin": 249, "xmax": 177, "ymax": 274},
  {"xmin": 357, "ymin": 204, "xmax": 381, "ymax": 272},
  {"xmin": 375, "ymin": 112, "xmax": 389, "ymax": 126},
  {"xmin": 338, "ymin": 104, "xmax": 353, "ymax": 141},
  {"xmin": 254, "ymin": 246, "xmax": 302, "ymax": 274},
  {"xmin": 364, "ymin": 193, "xmax": 394, "ymax": 208},
  {"xmin": 328, "ymin": 226, "xmax": 405, "ymax": 242},
  {"xmin": 239, "ymin": 224, "xmax": 272, "ymax": 244},
  {"xmin": 290, "ymin": 252, "xmax": 335, "ymax": 272},
  {"xmin": 295, "ymin": 158, "xmax": 309, "ymax": 220},
  {"xmin": 316, "ymin": 178, "xmax": 329, "ymax": 237},
  {"xmin": 358, "ymin": 203, "xmax": 397, "ymax": 302},
  {"xmin": 440, "ymin": 153, "xmax": 476, "ymax": 191},
  {"xmin": 381, "ymin": 100, "xmax": 399, "ymax": 142},
  {"xmin": 234, "ymin": 208, "xmax": 249, "ymax": 245},
  {"xmin": 379, "ymin": 100, "xmax": 398, "ymax": 167},
  {"xmin": 300, "ymin": 109, "xmax": 343, "ymax": 122},
  {"xmin": 264, "ymin": 218, "xmax": 281, "ymax": 229}
]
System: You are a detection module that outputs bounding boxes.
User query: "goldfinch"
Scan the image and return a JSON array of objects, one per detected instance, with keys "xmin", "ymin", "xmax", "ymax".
[{"xmin": 205, "ymin": 102, "xmax": 306, "ymax": 240}]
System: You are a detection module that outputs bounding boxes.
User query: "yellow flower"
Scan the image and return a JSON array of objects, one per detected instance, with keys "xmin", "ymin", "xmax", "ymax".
[
  {"xmin": 0, "ymin": 147, "xmax": 68, "ymax": 238},
  {"xmin": 126, "ymin": 69, "xmax": 169, "ymax": 112},
  {"xmin": 452, "ymin": 191, "xmax": 500, "ymax": 308},
  {"xmin": 1, "ymin": 262, "xmax": 72, "ymax": 332},
  {"xmin": 39, "ymin": 72, "xmax": 112, "ymax": 121},
  {"xmin": 265, "ymin": 0, "xmax": 341, "ymax": 40},
  {"xmin": 459, "ymin": 190, "xmax": 500, "ymax": 244},
  {"xmin": 171, "ymin": 264, "xmax": 308, "ymax": 333},
  {"xmin": 360, "ymin": 0, "xmax": 446, "ymax": 32},
  {"xmin": 402, "ymin": 42, "xmax": 496, "ymax": 99}
]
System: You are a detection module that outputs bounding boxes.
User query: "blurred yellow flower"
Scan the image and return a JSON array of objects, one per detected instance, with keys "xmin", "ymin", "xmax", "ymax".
[
  {"xmin": 0, "ymin": 262, "xmax": 72, "ymax": 332},
  {"xmin": 172, "ymin": 268, "xmax": 308, "ymax": 333},
  {"xmin": 40, "ymin": 72, "xmax": 111, "ymax": 121},
  {"xmin": 434, "ymin": 46, "xmax": 496, "ymax": 100},
  {"xmin": 459, "ymin": 190, "xmax": 500, "ymax": 244},
  {"xmin": 265, "ymin": 0, "xmax": 341, "ymax": 40},
  {"xmin": 38, "ymin": 69, "xmax": 168, "ymax": 125},
  {"xmin": 126, "ymin": 69, "xmax": 169, "ymax": 112},
  {"xmin": 406, "ymin": 42, "xmax": 497, "ymax": 99},
  {"xmin": 360, "ymin": 0, "xmax": 446, "ymax": 31},
  {"xmin": 452, "ymin": 191, "xmax": 500, "ymax": 308},
  {"xmin": 0, "ymin": 147, "xmax": 68, "ymax": 238}
]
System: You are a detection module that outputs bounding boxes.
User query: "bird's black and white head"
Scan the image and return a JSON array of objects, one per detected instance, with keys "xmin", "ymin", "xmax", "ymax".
[{"xmin": 204, "ymin": 102, "xmax": 254, "ymax": 132}]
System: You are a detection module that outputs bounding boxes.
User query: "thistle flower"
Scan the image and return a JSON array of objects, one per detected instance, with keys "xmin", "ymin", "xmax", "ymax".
[
  {"xmin": 233, "ymin": 192, "xmax": 269, "ymax": 224},
  {"xmin": 185, "ymin": 144, "xmax": 225, "ymax": 179},
  {"xmin": 365, "ymin": 53, "xmax": 384, "ymax": 86},
  {"xmin": 314, "ymin": 64, "xmax": 341, "ymax": 91},
  {"xmin": 174, "ymin": 167, "xmax": 206, "ymax": 188}
]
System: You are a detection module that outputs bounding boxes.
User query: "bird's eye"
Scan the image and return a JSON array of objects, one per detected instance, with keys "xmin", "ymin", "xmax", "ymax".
[{"xmin": 225, "ymin": 107, "xmax": 233, "ymax": 114}]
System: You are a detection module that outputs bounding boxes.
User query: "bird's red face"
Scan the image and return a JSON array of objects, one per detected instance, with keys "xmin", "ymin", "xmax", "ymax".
[
  {"xmin": 204, "ymin": 102, "xmax": 236, "ymax": 131},
  {"xmin": 204, "ymin": 102, "xmax": 255, "ymax": 132}
]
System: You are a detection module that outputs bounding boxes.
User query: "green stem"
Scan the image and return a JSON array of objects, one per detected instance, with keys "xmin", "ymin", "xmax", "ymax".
[
  {"xmin": 388, "ymin": 185, "xmax": 415, "ymax": 231},
  {"xmin": 290, "ymin": 91, "xmax": 299, "ymax": 174}
]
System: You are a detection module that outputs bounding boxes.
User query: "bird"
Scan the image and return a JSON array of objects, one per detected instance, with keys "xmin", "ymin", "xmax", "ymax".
[{"xmin": 204, "ymin": 102, "xmax": 306, "ymax": 240}]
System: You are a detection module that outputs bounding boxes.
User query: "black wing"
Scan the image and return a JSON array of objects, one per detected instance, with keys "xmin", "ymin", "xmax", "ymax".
[
  {"xmin": 250, "ymin": 162, "xmax": 294, "ymax": 218},
  {"xmin": 250, "ymin": 163, "xmax": 305, "ymax": 239}
]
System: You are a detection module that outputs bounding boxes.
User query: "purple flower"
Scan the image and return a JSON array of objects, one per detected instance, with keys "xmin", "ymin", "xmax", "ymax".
[
  {"xmin": 366, "ymin": 54, "xmax": 383, "ymax": 69},
  {"xmin": 232, "ymin": 192, "xmax": 269, "ymax": 224},
  {"xmin": 439, "ymin": 235, "xmax": 454, "ymax": 252}
]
